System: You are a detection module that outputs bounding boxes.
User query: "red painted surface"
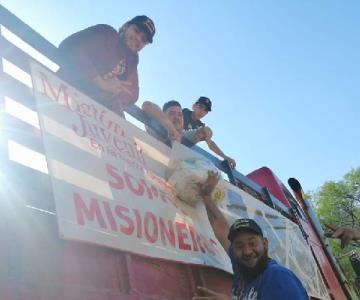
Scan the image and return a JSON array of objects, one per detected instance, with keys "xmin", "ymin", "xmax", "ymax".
[
  {"xmin": 247, "ymin": 167, "xmax": 292, "ymax": 208},
  {"xmin": 246, "ymin": 166, "xmax": 348, "ymax": 300},
  {"xmin": 0, "ymin": 200, "xmax": 231, "ymax": 300}
]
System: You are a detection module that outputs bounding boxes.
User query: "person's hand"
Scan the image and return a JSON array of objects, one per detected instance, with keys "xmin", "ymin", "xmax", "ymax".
[
  {"xmin": 224, "ymin": 156, "xmax": 236, "ymax": 169},
  {"xmin": 162, "ymin": 120, "xmax": 182, "ymax": 142},
  {"xmin": 167, "ymin": 127, "xmax": 182, "ymax": 142},
  {"xmin": 200, "ymin": 171, "xmax": 220, "ymax": 197},
  {"xmin": 93, "ymin": 76, "xmax": 133, "ymax": 97},
  {"xmin": 326, "ymin": 224, "xmax": 360, "ymax": 248},
  {"xmin": 193, "ymin": 127, "xmax": 212, "ymax": 144},
  {"xmin": 192, "ymin": 286, "xmax": 230, "ymax": 300}
]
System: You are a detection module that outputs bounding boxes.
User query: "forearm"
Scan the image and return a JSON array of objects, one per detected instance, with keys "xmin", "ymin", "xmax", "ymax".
[
  {"xmin": 202, "ymin": 195, "xmax": 230, "ymax": 250},
  {"xmin": 118, "ymin": 69, "xmax": 139, "ymax": 105},
  {"xmin": 116, "ymin": 85, "xmax": 139, "ymax": 105},
  {"xmin": 142, "ymin": 101, "xmax": 174, "ymax": 130},
  {"xmin": 207, "ymin": 140, "xmax": 226, "ymax": 158}
]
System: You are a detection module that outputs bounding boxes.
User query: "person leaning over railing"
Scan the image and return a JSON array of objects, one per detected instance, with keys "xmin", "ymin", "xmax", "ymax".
[
  {"xmin": 193, "ymin": 171, "xmax": 309, "ymax": 300},
  {"xmin": 183, "ymin": 97, "xmax": 236, "ymax": 169},
  {"xmin": 142, "ymin": 100, "xmax": 210, "ymax": 145},
  {"xmin": 57, "ymin": 16, "xmax": 155, "ymax": 116}
]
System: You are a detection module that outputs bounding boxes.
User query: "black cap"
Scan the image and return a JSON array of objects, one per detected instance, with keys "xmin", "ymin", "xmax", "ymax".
[
  {"xmin": 162, "ymin": 100, "xmax": 181, "ymax": 112},
  {"xmin": 195, "ymin": 97, "xmax": 212, "ymax": 111},
  {"xmin": 228, "ymin": 219, "xmax": 263, "ymax": 242},
  {"xmin": 128, "ymin": 15, "xmax": 156, "ymax": 43}
]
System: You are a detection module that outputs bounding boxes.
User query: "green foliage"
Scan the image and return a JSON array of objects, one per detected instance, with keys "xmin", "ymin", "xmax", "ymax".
[{"xmin": 314, "ymin": 167, "xmax": 360, "ymax": 288}]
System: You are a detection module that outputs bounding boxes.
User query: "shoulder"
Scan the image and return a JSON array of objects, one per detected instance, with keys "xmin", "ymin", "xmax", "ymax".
[
  {"xmin": 263, "ymin": 260, "xmax": 298, "ymax": 281},
  {"xmin": 182, "ymin": 108, "xmax": 192, "ymax": 119},
  {"xmin": 59, "ymin": 24, "xmax": 117, "ymax": 48},
  {"xmin": 86, "ymin": 24, "xmax": 117, "ymax": 34},
  {"xmin": 260, "ymin": 260, "xmax": 308, "ymax": 299}
]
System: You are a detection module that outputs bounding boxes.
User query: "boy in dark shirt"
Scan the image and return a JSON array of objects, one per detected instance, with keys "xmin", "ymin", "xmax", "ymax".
[{"xmin": 183, "ymin": 97, "xmax": 236, "ymax": 169}]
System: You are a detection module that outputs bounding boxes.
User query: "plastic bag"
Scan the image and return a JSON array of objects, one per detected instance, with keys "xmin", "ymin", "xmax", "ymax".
[{"xmin": 167, "ymin": 158, "xmax": 227, "ymax": 206}]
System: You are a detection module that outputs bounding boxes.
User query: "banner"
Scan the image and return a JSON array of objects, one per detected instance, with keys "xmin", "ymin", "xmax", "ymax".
[
  {"xmin": 30, "ymin": 62, "xmax": 232, "ymax": 273},
  {"xmin": 31, "ymin": 62, "xmax": 329, "ymax": 299}
]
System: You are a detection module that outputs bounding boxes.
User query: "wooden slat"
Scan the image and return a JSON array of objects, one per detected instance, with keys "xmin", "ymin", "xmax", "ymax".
[
  {"xmin": 4, "ymin": 113, "xmax": 44, "ymax": 155},
  {"xmin": 0, "ymin": 72, "xmax": 35, "ymax": 110},
  {"xmin": 1, "ymin": 160, "xmax": 54, "ymax": 212},
  {"xmin": 0, "ymin": 5, "xmax": 60, "ymax": 64},
  {"xmin": 0, "ymin": 35, "xmax": 33, "ymax": 73}
]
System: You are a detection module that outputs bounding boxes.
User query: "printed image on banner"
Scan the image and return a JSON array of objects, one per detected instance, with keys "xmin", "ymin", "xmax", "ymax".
[{"xmin": 30, "ymin": 61, "xmax": 232, "ymax": 273}]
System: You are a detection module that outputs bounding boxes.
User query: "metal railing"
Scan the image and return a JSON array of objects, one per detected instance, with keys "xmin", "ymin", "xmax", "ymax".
[{"xmin": 0, "ymin": 4, "xmax": 291, "ymax": 218}]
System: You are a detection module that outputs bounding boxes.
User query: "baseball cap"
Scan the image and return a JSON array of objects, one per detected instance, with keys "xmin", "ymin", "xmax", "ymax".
[
  {"xmin": 196, "ymin": 96, "xmax": 212, "ymax": 111},
  {"xmin": 128, "ymin": 15, "xmax": 156, "ymax": 43},
  {"xmin": 228, "ymin": 219, "xmax": 263, "ymax": 242}
]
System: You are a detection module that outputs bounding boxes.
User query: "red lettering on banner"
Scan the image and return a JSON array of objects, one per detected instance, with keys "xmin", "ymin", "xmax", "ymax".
[
  {"xmin": 159, "ymin": 217, "xmax": 176, "ymax": 247},
  {"xmin": 196, "ymin": 232, "xmax": 207, "ymax": 253},
  {"xmin": 39, "ymin": 72, "xmax": 72, "ymax": 110},
  {"xmin": 188, "ymin": 225, "xmax": 199, "ymax": 252},
  {"xmin": 106, "ymin": 163, "xmax": 178, "ymax": 209},
  {"xmin": 106, "ymin": 164, "xmax": 125, "ymax": 190},
  {"xmin": 144, "ymin": 212, "xmax": 158, "ymax": 243},
  {"xmin": 176, "ymin": 222, "xmax": 191, "ymax": 251},
  {"xmin": 73, "ymin": 193, "xmax": 107, "ymax": 229},
  {"xmin": 71, "ymin": 195, "xmax": 219, "ymax": 258},
  {"xmin": 115, "ymin": 205, "xmax": 135, "ymax": 235},
  {"xmin": 103, "ymin": 201, "xmax": 117, "ymax": 231},
  {"xmin": 124, "ymin": 172, "xmax": 145, "ymax": 196},
  {"xmin": 140, "ymin": 179, "xmax": 158, "ymax": 199},
  {"xmin": 133, "ymin": 209, "xmax": 143, "ymax": 238}
]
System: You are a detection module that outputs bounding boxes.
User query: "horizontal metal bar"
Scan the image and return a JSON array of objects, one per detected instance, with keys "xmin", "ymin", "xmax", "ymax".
[
  {"xmin": 3, "ymin": 113, "xmax": 44, "ymax": 154},
  {"xmin": 0, "ymin": 34, "xmax": 32, "ymax": 73},
  {"xmin": 0, "ymin": 4, "xmax": 60, "ymax": 64},
  {"xmin": 0, "ymin": 72, "xmax": 35, "ymax": 109},
  {"xmin": 1, "ymin": 160, "xmax": 55, "ymax": 212}
]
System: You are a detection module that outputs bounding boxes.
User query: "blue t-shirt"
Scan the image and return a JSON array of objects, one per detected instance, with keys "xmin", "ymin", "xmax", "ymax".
[{"xmin": 230, "ymin": 251, "xmax": 309, "ymax": 300}]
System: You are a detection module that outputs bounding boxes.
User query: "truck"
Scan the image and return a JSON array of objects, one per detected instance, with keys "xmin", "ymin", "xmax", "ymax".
[{"xmin": 0, "ymin": 4, "xmax": 357, "ymax": 299}]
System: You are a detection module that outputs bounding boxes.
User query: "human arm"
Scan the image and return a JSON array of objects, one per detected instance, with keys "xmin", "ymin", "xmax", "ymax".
[
  {"xmin": 142, "ymin": 101, "xmax": 182, "ymax": 142},
  {"xmin": 205, "ymin": 139, "xmax": 236, "ymax": 169},
  {"xmin": 325, "ymin": 224, "xmax": 360, "ymax": 248},
  {"xmin": 192, "ymin": 286, "xmax": 230, "ymax": 300},
  {"xmin": 200, "ymin": 171, "xmax": 230, "ymax": 251},
  {"xmin": 115, "ymin": 67, "xmax": 139, "ymax": 105},
  {"xmin": 200, "ymin": 126, "xmax": 236, "ymax": 168}
]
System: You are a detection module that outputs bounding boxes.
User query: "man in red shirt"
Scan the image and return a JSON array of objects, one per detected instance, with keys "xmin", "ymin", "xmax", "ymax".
[{"xmin": 57, "ymin": 16, "xmax": 155, "ymax": 116}]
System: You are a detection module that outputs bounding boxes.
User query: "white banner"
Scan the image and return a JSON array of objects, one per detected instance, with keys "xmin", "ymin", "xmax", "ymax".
[
  {"xmin": 30, "ymin": 62, "xmax": 232, "ymax": 273},
  {"xmin": 30, "ymin": 62, "xmax": 329, "ymax": 299}
]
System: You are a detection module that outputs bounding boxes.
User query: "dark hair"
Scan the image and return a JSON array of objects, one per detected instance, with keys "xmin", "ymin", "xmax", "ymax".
[{"xmin": 162, "ymin": 100, "xmax": 181, "ymax": 112}]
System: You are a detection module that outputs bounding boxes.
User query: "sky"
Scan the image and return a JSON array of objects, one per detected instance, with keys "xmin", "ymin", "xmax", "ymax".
[{"xmin": 1, "ymin": 0, "xmax": 359, "ymax": 193}]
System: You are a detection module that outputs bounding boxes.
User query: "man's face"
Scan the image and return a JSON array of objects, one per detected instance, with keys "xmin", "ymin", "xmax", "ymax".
[
  {"xmin": 192, "ymin": 103, "xmax": 208, "ymax": 119},
  {"xmin": 232, "ymin": 231, "xmax": 268, "ymax": 269},
  {"xmin": 124, "ymin": 24, "xmax": 149, "ymax": 53},
  {"xmin": 165, "ymin": 105, "xmax": 184, "ymax": 132}
]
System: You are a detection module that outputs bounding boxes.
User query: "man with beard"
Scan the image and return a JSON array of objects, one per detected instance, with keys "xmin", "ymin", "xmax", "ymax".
[{"xmin": 193, "ymin": 172, "xmax": 309, "ymax": 300}]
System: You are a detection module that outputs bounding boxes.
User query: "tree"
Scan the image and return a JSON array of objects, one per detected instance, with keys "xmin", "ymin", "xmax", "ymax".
[{"xmin": 314, "ymin": 167, "xmax": 360, "ymax": 286}]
